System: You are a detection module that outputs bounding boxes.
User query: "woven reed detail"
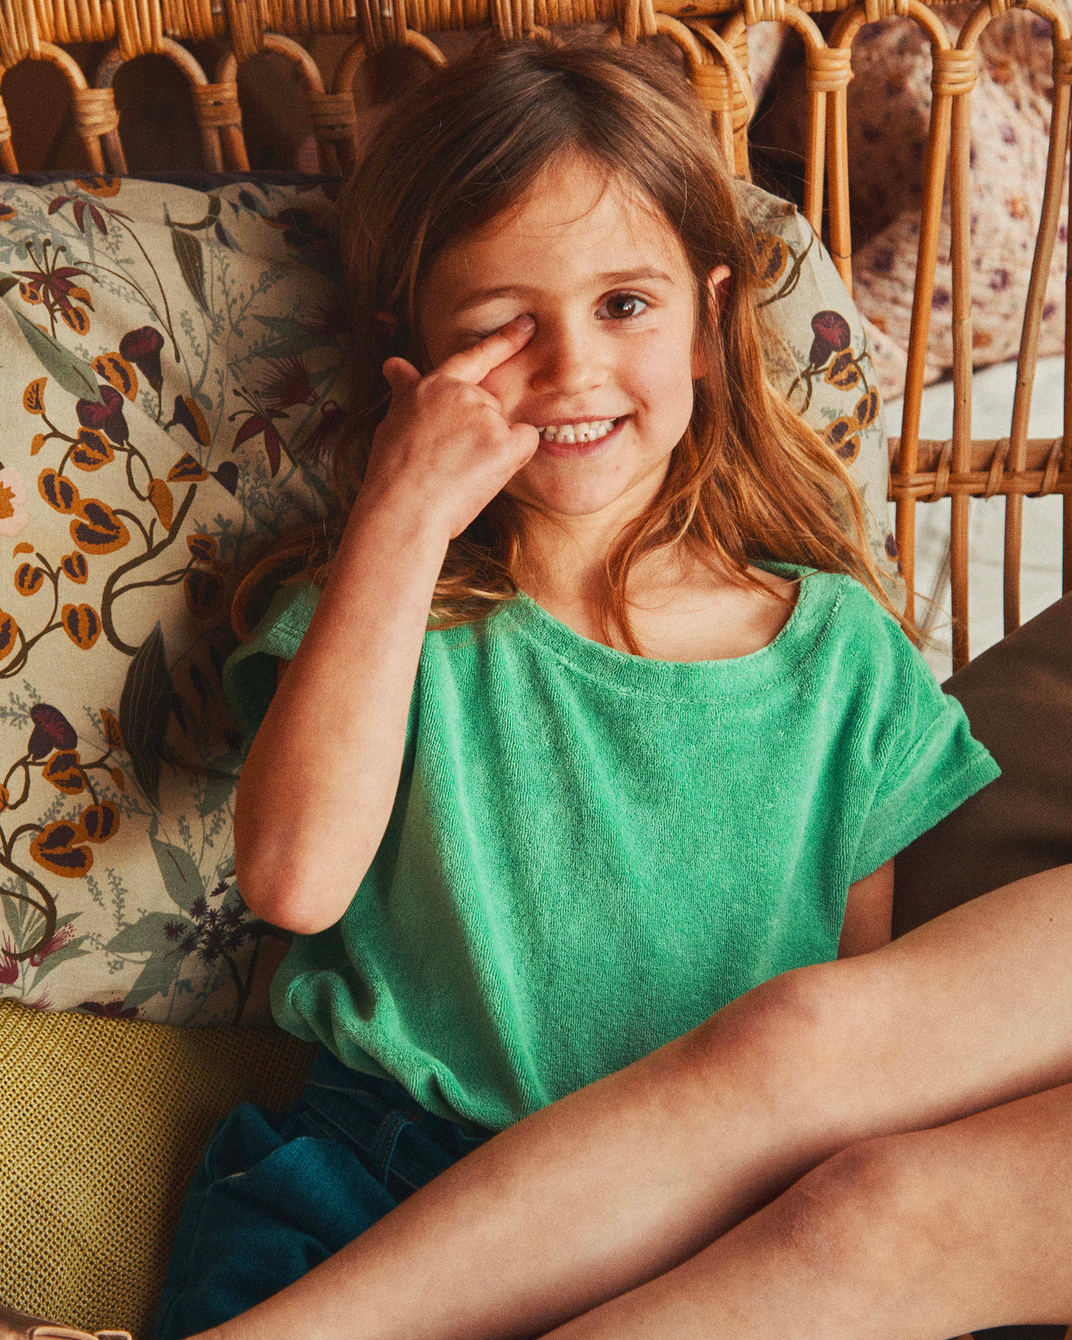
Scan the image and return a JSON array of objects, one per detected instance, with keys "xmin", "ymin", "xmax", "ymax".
[
  {"xmin": 932, "ymin": 46, "xmax": 978, "ymax": 94},
  {"xmin": 72, "ymin": 85, "xmax": 120, "ymax": 137},
  {"xmin": 929, "ymin": 438, "xmax": 953, "ymax": 500},
  {"xmin": 888, "ymin": 439, "xmax": 1072, "ymax": 498},
  {"xmin": 806, "ymin": 43, "xmax": 853, "ymax": 90},
  {"xmin": 985, "ymin": 436, "xmax": 1011, "ymax": 498},
  {"xmin": 114, "ymin": 0, "xmax": 166, "ymax": 59},
  {"xmin": 1054, "ymin": 35, "xmax": 1072, "ymax": 85},
  {"xmin": 862, "ymin": 0, "xmax": 908, "ymax": 21},
  {"xmin": 308, "ymin": 89, "xmax": 360, "ymax": 135},
  {"xmin": 193, "ymin": 80, "xmax": 243, "ymax": 127},
  {"xmin": 163, "ymin": 0, "xmax": 218, "ymax": 40},
  {"xmin": 0, "ymin": 0, "xmax": 40, "ymax": 66},
  {"xmin": 225, "ymin": 0, "xmax": 267, "ymax": 60},
  {"xmin": 1035, "ymin": 438, "xmax": 1064, "ymax": 496},
  {"xmin": 743, "ymin": 0, "xmax": 786, "ymax": 23}
]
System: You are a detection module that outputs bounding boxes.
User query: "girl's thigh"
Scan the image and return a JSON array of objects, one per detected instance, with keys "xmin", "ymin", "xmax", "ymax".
[{"xmin": 765, "ymin": 1079, "xmax": 1072, "ymax": 1332}]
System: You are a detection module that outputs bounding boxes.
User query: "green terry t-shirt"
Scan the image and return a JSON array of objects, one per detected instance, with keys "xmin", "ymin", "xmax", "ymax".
[{"xmin": 224, "ymin": 566, "xmax": 999, "ymax": 1132}]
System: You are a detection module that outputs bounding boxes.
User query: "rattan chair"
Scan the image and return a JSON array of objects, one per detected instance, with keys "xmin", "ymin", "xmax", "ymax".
[{"xmin": 0, "ymin": 0, "xmax": 1068, "ymax": 1335}]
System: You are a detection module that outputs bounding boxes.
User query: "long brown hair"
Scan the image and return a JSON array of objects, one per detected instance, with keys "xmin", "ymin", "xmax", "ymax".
[{"xmin": 297, "ymin": 39, "xmax": 906, "ymax": 654}]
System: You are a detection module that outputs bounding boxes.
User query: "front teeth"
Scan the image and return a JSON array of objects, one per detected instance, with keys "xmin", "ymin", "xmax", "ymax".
[{"xmin": 537, "ymin": 418, "xmax": 617, "ymax": 444}]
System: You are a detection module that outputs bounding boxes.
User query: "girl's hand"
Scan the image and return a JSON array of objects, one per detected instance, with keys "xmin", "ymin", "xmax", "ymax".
[{"xmin": 363, "ymin": 314, "xmax": 541, "ymax": 540}]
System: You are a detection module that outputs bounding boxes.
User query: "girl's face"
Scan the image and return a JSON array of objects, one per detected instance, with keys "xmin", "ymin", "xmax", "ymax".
[{"xmin": 418, "ymin": 156, "xmax": 726, "ymax": 531}]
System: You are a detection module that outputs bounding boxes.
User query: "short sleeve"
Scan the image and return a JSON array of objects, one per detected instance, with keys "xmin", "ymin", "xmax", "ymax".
[
  {"xmin": 850, "ymin": 636, "xmax": 1001, "ymax": 883},
  {"xmin": 222, "ymin": 580, "xmax": 321, "ymax": 741}
]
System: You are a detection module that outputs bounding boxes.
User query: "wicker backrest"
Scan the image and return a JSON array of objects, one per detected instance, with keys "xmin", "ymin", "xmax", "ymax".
[{"xmin": 0, "ymin": 0, "xmax": 1067, "ymax": 667}]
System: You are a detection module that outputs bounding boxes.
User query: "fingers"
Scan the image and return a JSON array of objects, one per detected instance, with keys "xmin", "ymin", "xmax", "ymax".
[
  {"xmin": 382, "ymin": 357, "xmax": 423, "ymax": 395},
  {"xmin": 435, "ymin": 313, "xmax": 535, "ymax": 386}
]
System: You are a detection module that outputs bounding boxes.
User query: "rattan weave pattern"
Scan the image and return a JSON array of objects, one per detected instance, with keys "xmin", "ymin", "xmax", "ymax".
[{"xmin": 0, "ymin": 1000, "xmax": 316, "ymax": 1337}]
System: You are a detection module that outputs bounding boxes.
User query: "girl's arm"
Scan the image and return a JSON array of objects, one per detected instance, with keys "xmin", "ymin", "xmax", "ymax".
[
  {"xmin": 837, "ymin": 859, "xmax": 894, "ymax": 957},
  {"xmin": 233, "ymin": 317, "xmax": 538, "ymax": 933},
  {"xmin": 194, "ymin": 863, "xmax": 1072, "ymax": 1340}
]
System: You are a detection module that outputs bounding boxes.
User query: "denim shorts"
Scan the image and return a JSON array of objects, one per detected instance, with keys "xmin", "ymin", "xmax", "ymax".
[{"xmin": 154, "ymin": 1046, "xmax": 493, "ymax": 1340}]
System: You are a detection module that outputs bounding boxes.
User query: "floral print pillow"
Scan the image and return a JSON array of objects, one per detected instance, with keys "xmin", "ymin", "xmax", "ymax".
[
  {"xmin": 0, "ymin": 173, "xmax": 895, "ymax": 1028},
  {"xmin": 0, "ymin": 175, "xmax": 345, "ymax": 1026},
  {"xmin": 741, "ymin": 184, "xmax": 899, "ymax": 596}
]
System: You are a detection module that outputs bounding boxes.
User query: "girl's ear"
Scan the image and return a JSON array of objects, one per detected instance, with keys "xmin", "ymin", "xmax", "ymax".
[
  {"xmin": 706, "ymin": 264, "xmax": 732, "ymax": 311},
  {"xmin": 692, "ymin": 265, "xmax": 732, "ymax": 378}
]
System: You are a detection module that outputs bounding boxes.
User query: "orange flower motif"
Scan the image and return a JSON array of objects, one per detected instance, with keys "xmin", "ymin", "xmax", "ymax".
[
  {"xmin": 74, "ymin": 176, "xmax": 122, "ymax": 197},
  {"xmin": 14, "ymin": 562, "xmax": 45, "ymax": 596},
  {"xmin": 30, "ymin": 819, "xmax": 92, "ymax": 877},
  {"xmin": 753, "ymin": 232, "xmax": 789, "ymax": 287},
  {"xmin": 60, "ymin": 602, "xmax": 102, "ymax": 649},
  {"xmin": 43, "ymin": 750, "xmax": 86, "ymax": 795}
]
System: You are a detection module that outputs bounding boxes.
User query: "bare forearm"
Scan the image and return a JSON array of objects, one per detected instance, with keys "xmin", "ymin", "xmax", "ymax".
[
  {"xmin": 233, "ymin": 490, "xmax": 449, "ymax": 932},
  {"xmin": 197, "ymin": 865, "xmax": 1072, "ymax": 1340}
]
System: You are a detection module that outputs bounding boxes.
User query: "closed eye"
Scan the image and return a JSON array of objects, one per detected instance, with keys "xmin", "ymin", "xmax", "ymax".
[{"xmin": 598, "ymin": 292, "xmax": 649, "ymax": 321}]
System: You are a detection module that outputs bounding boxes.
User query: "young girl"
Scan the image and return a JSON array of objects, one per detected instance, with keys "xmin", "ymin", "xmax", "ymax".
[{"xmin": 154, "ymin": 38, "xmax": 1014, "ymax": 1338}]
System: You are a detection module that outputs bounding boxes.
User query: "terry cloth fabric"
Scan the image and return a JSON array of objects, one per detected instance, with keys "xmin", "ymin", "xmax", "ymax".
[{"xmin": 223, "ymin": 565, "xmax": 1000, "ymax": 1132}]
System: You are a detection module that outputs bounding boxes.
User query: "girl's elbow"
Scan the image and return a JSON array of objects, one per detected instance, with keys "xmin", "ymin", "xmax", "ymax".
[{"xmin": 234, "ymin": 848, "xmax": 357, "ymax": 935}]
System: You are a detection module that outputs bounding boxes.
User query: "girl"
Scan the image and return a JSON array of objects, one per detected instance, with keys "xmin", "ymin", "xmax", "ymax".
[{"xmin": 155, "ymin": 38, "xmax": 1011, "ymax": 1338}]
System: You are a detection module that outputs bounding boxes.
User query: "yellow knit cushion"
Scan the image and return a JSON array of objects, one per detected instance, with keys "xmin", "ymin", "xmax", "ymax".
[{"xmin": 0, "ymin": 1000, "xmax": 316, "ymax": 1339}]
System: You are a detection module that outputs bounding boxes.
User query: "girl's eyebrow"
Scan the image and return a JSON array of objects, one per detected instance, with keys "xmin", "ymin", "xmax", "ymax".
[{"xmin": 451, "ymin": 268, "xmax": 675, "ymax": 315}]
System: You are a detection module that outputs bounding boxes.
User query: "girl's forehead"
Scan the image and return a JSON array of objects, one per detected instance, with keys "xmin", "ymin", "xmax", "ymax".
[{"xmin": 425, "ymin": 157, "xmax": 692, "ymax": 306}]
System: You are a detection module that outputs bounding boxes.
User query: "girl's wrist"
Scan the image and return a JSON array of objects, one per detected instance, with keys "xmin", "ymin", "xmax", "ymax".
[{"xmin": 346, "ymin": 482, "xmax": 454, "ymax": 561}]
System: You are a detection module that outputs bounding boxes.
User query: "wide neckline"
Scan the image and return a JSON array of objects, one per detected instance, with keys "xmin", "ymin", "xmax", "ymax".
[{"xmin": 493, "ymin": 563, "xmax": 844, "ymax": 701}]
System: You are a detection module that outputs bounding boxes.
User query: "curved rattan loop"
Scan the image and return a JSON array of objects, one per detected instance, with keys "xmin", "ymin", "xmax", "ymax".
[
  {"xmin": 684, "ymin": 18, "xmax": 753, "ymax": 170},
  {"xmin": 332, "ymin": 36, "xmax": 368, "ymax": 92},
  {"xmin": 96, "ymin": 38, "xmax": 217, "ymax": 170},
  {"xmin": 0, "ymin": 89, "xmax": 12, "ymax": 172},
  {"xmin": 621, "ymin": 0, "xmax": 658, "ymax": 44},
  {"xmin": 402, "ymin": 26, "xmax": 449, "ymax": 64}
]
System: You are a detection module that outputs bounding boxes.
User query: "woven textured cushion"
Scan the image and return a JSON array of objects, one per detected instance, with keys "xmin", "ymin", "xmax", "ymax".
[
  {"xmin": 893, "ymin": 591, "xmax": 1072, "ymax": 935},
  {"xmin": 0, "ymin": 172, "xmax": 897, "ymax": 1026},
  {"xmin": 0, "ymin": 998, "xmax": 316, "ymax": 1336}
]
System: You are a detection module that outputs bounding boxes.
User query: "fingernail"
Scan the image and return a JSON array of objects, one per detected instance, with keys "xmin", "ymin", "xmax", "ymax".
[{"xmin": 514, "ymin": 314, "xmax": 535, "ymax": 332}]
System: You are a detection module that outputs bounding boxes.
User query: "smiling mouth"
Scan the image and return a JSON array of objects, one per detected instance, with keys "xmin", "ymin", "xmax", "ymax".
[{"xmin": 536, "ymin": 418, "xmax": 621, "ymax": 444}]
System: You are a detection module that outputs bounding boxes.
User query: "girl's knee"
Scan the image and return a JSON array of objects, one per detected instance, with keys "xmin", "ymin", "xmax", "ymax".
[
  {"xmin": 681, "ymin": 959, "xmax": 877, "ymax": 1098},
  {"xmin": 760, "ymin": 1133, "xmax": 937, "ymax": 1281}
]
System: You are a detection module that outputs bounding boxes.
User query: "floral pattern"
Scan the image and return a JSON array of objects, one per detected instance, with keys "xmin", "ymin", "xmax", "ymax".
[
  {"xmin": 741, "ymin": 187, "xmax": 899, "ymax": 593},
  {"xmin": 0, "ymin": 175, "xmax": 347, "ymax": 1026}
]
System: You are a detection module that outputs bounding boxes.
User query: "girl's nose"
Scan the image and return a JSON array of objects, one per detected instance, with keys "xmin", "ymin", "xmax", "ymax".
[{"xmin": 527, "ymin": 322, "xmax": 603, "ymax": 396}]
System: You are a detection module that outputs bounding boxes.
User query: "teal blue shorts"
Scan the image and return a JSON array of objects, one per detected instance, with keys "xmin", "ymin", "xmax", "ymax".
[{"xmin": 154, "ymin": 1047, "xmax": 493, "ymax": 1340}]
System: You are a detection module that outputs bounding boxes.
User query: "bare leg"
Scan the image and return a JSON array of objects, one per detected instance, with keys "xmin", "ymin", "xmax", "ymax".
[
  {"xmin": 192, "ymin": 866, "xmax": 1072, "ymax": 1340},
  {"xmin": 539, "ymin": 1081, "xmax": 1072, "ymax": 1338}
]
